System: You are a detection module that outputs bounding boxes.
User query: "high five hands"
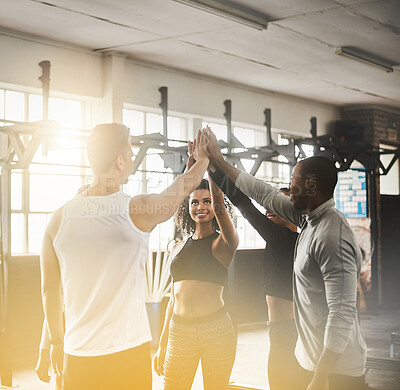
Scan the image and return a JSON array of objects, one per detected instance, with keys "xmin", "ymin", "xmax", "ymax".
[
  {"xmin": 186, "ymin": 139, "xmax": 196, "ymax": 171},
  {"xmin": 186, "ymin": 126, "xmax": 223, "ymax": 171},
  {"xmin": 202, "ymin": 126, "xmax": 224, "ymax": 168}
]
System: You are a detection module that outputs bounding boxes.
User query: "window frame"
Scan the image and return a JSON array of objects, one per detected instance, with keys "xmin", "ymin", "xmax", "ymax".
[{"xmin": 1, "ymin": 86, "xmax": 87, "ymax": 255}]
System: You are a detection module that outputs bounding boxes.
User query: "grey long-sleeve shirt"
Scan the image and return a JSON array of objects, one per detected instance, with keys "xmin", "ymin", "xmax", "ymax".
[{"xmin": 236, "ymin": 171, "xmax": 366, "ymax": 376}]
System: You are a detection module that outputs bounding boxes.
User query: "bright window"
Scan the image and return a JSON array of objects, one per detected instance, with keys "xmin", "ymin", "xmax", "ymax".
[
  {"xmin": 123, "ymin": 107, "xmax": 188, "ymax": 251},
  {"xmin": 11, "ymin": 172, "xmax": 23, "ymax": 211},
  {"xmin": 0, "ymin": 90, "xmax": 5, "ymax": 119},
  {"xmin": 233, "ymin": 126, "xmax": 255, "ymax": 148},
  {"xmin": 1, "ymin": 87, "xmax": 87, "ymax": 254},
  {"xmin": 146, "ymin": 113, "xmax": 163, "ymax": 134},
  {"xmin": 202, "ymin": 121, "xmax": 227, "ymax": 142},
  {"xmin": 5, "ymin": 90, "xmax": 25, "ymax": 122},
  {"xmin": 11, "ymin": 213, "xmax": 25, "ymax": 254},
  {"xmin": 28, "ymin": 214, "xmax": 49, "ymax": 254},
  {"xmin": 28, "ymin": 94, "xmax": 43, "ymax": 122},
  {"xmin": 123, "ymin": 109, "xmax": 144, "ymax": 136},
  {"xmin": 278, "ymin": 135, "xmax": 291, "ymax": 185}
]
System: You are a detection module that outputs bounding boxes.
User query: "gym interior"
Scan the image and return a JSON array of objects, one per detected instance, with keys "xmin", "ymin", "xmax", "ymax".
[{"xmin": 0, "ymin": 1, "xmax": 399, "ymax": 389}]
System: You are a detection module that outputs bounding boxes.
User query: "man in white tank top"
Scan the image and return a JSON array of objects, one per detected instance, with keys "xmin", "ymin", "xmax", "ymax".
[{"xmin": 40, "ymin": 123, "xmax": 210, "ymax": 390}]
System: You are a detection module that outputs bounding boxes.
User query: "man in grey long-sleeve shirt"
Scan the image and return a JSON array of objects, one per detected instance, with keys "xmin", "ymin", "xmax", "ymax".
[{"xmin": 203, "ymin": 128, "xmax": 367, "ymax": 390}]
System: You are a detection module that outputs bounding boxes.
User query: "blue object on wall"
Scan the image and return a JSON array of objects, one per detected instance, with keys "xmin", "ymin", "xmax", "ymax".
[{"xmin": 335, "ymin": 170, "xmax": 368, "ymax": 218}]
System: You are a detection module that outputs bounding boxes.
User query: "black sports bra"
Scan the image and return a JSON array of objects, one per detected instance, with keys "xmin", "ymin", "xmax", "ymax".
[{"xmin": 170, "ymin": 232, "xmax": 228, "ymax": 286}]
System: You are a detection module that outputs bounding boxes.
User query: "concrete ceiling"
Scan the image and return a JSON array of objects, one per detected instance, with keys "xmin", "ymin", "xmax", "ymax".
[{"xmin": 0, "ymin": 0, "xmax": 399, "ymax": 107}]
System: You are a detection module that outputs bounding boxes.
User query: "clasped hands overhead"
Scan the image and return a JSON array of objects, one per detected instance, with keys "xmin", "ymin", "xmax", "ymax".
[{"xmin": 187, "ymin": 126, "xmax": 224, "ymax": 171}]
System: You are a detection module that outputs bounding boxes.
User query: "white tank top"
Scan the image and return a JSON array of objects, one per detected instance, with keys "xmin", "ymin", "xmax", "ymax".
[{"xmin": 53, "ymin": 191, "xmax": 151, "ymax": 356}]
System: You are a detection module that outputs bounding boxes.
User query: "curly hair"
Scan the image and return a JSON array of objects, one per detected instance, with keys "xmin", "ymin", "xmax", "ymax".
[{"xmin": 175, "ymin": 179, "xmax": 234, "ymax": 236}]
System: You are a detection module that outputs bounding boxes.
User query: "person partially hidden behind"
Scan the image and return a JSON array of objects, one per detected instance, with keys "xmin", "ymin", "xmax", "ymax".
[
  {"xmin": 203, "ymin": 127, "xmax": 367, "ymax": 390},
  {"xmin": 209, "ymin": 165, "xmax": 298, "ymax": 390},
  {"xmin": 40, "ymin": 124, "xmax": 210, "ymax": 390}
]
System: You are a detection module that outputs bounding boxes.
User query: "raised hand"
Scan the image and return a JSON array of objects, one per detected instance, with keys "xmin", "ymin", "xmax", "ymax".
[
  {"xmin": 203, "ymin": 126, "xmax": 224, "ymax": 167},
  {"xmin": 186, "ymin": 140, "xmax": 196, "ymax": 171},
  {"xmin": 193, "ymin": 129, "xmax": 209, "ymax": 163}
]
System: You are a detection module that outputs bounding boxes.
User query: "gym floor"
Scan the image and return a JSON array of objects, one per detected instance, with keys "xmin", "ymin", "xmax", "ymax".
[{"xmin": 8, "ymin": 307, "xmax": 400, "ymax": 390}]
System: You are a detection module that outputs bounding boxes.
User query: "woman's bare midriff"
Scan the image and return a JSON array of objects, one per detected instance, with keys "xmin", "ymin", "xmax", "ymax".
[{"xmin": 173, "ymin": 280, "xmax": 224, "ymax": 318}]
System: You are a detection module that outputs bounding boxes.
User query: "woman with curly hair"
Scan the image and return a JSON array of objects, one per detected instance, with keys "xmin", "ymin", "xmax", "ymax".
[{"xmin": 154, "ymin": 139, "xmax": 239, "ymax": 390}]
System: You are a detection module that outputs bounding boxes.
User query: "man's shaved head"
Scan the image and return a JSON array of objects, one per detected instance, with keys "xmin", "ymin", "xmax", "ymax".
[{"xmin": 298, "ymin": 156, "xmax": 338, "ymax": 197}]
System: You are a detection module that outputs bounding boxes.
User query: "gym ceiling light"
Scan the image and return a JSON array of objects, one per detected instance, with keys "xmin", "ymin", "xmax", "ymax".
[
  {"xmin": 335, "ymin": 47, "xmax": 394, "ymax": 73},
  {"xmin": 171, "ymin": 0, "xmax": 268, "ymax": 30}
]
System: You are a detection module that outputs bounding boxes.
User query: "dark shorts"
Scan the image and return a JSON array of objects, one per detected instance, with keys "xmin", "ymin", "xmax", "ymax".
[
  {"xmin": 62, "ymin": 342, "xmax": 152, "ymax": 390},
  {"xmin": 263, "ymin": 247, "xmax": 294, "ymax": 301},
  {"xmin": 262, "ymin": 228, "xmax": 297, "ymax": 301}
]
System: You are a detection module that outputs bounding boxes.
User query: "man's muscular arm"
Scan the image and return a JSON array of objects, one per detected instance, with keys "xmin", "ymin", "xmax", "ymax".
[
  {"xmin": 40, "ymin": 208, "xmax": 64, "ymax": 377},
  {"xmin": 130, "ymin": 131, "xmax": 210, "ymax": 232}
]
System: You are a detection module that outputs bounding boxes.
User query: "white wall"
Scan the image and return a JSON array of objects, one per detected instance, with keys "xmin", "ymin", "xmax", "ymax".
[
  {"xmin": 380, "ymin": 153, "xmax": 400, "ymax": 195},
  {"xmin": 0, "ymin": 32, "xmax": 103, "ymax": 98},
  {"xmin": 125, "ymin": 59, "xmax": 340, "ymax": 136},
  {"xmin": 0, "ymin": 31, "xmax": 340, "ymax": 135}
]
